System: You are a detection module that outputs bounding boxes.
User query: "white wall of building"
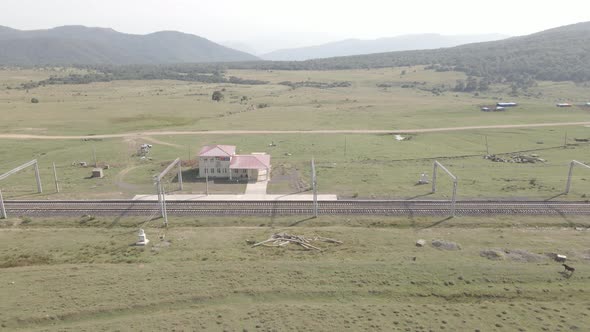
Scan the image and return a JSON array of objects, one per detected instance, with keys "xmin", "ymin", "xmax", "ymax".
[{"xmin": 199, "ymin": 156, "xmax": 231, "ymax": 178}]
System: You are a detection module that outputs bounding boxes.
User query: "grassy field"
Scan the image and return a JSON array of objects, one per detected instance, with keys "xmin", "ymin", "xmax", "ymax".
[
  {"xmin": 1, "ymin": 126, "xmax": 589, "ymax": 199},
  {"xmin": 0, "ymin": 215, "xmax": 589, "ymax": 331},
  {"xmin": 1, "ymin": 66, "xmax": 589, "ymax": 199},
  {"xmin": 1, "ymin": 67, "xmax": 590, "ymax": 331},
  {"xmin": 1, "ymin": 66, "xmax": 589, "ymax": 136}
]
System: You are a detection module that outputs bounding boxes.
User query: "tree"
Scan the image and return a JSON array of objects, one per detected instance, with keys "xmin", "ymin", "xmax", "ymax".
[
  {"xmin": 30, "ymin": 98, "xmax": 39, "ymax": 104},
  {"xmin": 478, "ymin": 78, "xmax": 490, "ymax": 91},
  {"xmin": 464, "ymin": 76, "xmax": 478, "ymax": 92},
  {"xmin": 212, "ymin": 91, "xmax": 224, "ymax": 102},
  {"xmin": 453, "ymin": 80, "xmax": 465, "ymax": 92}
]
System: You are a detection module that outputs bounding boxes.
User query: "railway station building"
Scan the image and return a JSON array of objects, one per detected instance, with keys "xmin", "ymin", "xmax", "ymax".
[{"xmin": 198, "ymin": 145, "xmax": 271, "ymax": 181}]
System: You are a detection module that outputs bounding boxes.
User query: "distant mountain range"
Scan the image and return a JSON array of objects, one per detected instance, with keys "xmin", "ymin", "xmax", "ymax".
[
  {"xmin": 4, "ymin": 22, "xmax": 590, "ymax": 83},
  {"xmin": 0, "ymin": 25, "xmax": 259, "ymax": 65},
  {"xmin": 261, "ymin": 34, "xmax": 509, "ymax": 61}
]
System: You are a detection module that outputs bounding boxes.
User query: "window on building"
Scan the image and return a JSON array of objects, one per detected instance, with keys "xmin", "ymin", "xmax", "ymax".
[
  {"xmin": 210, "ymin": 168, "xmax": 214, "ymax": 173},
  {"xmin": 204, "ymin": 168, "xmax": 207, "ymax": 174},
  {"xmin": 242, "ymin": 169, "xmax": 247, "ymax": 173},
  {"xmin": 217, "ymin": 168, "xmax": 221, "ymax": 173}
]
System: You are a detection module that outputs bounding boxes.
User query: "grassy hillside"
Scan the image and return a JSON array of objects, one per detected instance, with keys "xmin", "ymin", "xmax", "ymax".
[{"xmin": 0, "ymin": 25, "xmax": 258, "ymax": 65}]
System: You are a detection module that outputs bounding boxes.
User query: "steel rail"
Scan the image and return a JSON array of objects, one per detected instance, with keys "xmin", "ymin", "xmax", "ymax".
[{"xmin": 3, "ymin": 199, "xmax": 590, "ymax": 217}]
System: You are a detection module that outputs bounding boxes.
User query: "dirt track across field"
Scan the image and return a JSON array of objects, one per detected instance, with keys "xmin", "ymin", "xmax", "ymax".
[{"xmin": 1, "ymin": 121, "xmax": 590, "ymax": 140}]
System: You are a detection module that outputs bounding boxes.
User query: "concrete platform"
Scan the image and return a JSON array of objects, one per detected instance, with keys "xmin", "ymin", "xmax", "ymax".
[
  {"xmin": 132, "ymin": 194, "xmax": 338, "ymax": 201},
  {"xmin": 245, "ymin": 180, "xmax": 268, "ymax": 195}
]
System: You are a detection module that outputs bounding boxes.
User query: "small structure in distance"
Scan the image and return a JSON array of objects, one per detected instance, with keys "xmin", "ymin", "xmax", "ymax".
[
  {"xmin": 480, "ymin": 105, "xmax": 506, "ymax": 112},
  {"xmin": 92, "ymin": 168, "xmax": 104, "ymax": 178},
  {"xmin": 136, "ymin": 229, "xmax": 149, "ymax": 246},
  {"xmin": 496, "ymin": 102, "xmax": 518, "ymax": 107},
  {"xmin": 417, "ymin": 173, "xmax": 429, "ymax": 185},
  {"xmin": 556, "ymin": 103, "xmax": 572, "ymax": 107}
]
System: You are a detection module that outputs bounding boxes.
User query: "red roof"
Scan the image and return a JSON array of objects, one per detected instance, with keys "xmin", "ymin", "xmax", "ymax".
[
  {"xmin": 230, "ymin": 154, "xmax": 271, "ymax": 169},
  {"xmin": 198, "ymin": 145, "xmax": 236, "ymax": 157}
]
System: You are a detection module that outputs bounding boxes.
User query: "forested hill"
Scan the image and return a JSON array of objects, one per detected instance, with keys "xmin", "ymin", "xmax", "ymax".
[
  {"xmin": 0, "ymin": 25, "xmax": 259, "ymax": 65},
  {"xmin": 230, "ymin": 21, "xmax": 590, "ymax": 82}
]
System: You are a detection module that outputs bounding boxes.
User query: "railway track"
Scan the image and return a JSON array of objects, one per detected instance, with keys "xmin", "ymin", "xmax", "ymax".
[{"xmin": 4, "ymin": 200, "xmax": 590, "ymax": 217}]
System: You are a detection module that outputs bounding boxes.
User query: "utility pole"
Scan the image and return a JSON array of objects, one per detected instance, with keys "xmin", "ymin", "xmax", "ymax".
[
  {"xmin": 311, "ymin": 158, "xmax": 318, "ymax": 218},
  {"xmin": 344, "ymin": 136, "xmax": 347, "ymax": 159},
  {"xmin": 155, "ymin": 177, "xmax": 162, "ymax": 205},
  {"xmin": 177, "ymin": 162, "xmax": 183, "ymax": 191},
  {"xmin": 431, "ymin": 161, "xmax": 458, "ymax": 217},
  {"xmin": 0, "ymin": 160, "xmax": 43, "ymax": 193},
  {"xmin": 565, "ymin": 160, "xmax": 590, "ymax": 194},
  {"xmin": 161, "ymin": 184, "xmax": 168, "ymax": 226},
  {"xmin": 34, "ymin": 162, "xmax": 43, "ymax": 193},
  {"xmin": 154, "ymin": 179, "xmax": 168, "ymax": 226},
  {"xmin": 0, "ymin": 189, "xmax": 6, "ymax": 219},
  {"xmin": 52, "ymin": 162, "xmax": 60, "ymax": 193}
]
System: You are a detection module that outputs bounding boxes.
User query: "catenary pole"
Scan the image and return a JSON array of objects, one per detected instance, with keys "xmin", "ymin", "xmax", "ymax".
[
  {"xmin": 0, "ymin": 189, "xmax": 6, "ymax": 219},
  {"xmin": 52, "ymin": 162, "xmax": 60, "ymax": 193}
]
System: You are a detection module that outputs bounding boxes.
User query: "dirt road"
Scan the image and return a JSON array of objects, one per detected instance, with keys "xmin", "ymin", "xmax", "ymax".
[{"xmin": 1, "ymin": 121, "xmax": 589, "ymax": 140}]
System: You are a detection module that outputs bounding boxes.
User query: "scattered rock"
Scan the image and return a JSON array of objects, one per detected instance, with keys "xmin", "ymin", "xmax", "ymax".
[
  {"xmin": 416, "ymin": 239, "xmax": 426, "ymax": 247},
  {"xmin": 431, "ymin": 239, "xmax": 461, "ymax": 250},
  {"xmin": 480, "ymin": 249, "xmax": 505, "ymax": 260},
  {"xmin": 504, "ymin": 249, "xmax": 546, "ymax": 263}
]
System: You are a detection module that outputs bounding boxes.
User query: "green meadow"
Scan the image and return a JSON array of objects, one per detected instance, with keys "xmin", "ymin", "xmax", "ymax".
[
  {"xmin": 1, "ymin": 127, "xmax": 589, "ymax": 200},
  {"xmin": 1, "ymin": 67, "xmax": 590, "ymax": 331},
  {"xmin": 1, "ymin": 66, "xmax": 589, "ymax": 136},
  {"xmin": 0, "ymin": 216, "xmax": 589, "ymax": 331}
]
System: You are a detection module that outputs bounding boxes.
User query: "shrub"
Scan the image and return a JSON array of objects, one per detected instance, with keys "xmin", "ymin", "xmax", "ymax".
[{"xmin": 212, "ymin": 91, "xmax": 224, "ymax": 102}]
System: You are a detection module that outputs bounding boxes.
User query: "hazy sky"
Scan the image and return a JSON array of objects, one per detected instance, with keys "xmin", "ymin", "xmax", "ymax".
[{"xmin": 2, "ymin": 0, "xmax": 589, "ymax": 53}]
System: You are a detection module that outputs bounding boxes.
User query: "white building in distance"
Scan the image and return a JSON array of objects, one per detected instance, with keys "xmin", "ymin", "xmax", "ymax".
[{"xmin": 198, "ymin": 145, "xmax": 271, "ymax": 181}]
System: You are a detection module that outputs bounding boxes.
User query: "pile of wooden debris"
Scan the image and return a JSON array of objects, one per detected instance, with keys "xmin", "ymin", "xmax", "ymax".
[
  {"xmin": 484, "ymin": 154, "xmax": 546, "ymax": 163},
  {"xmin": 251, "ymin": 232, "xmax": 342, "ymax": 251}
]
